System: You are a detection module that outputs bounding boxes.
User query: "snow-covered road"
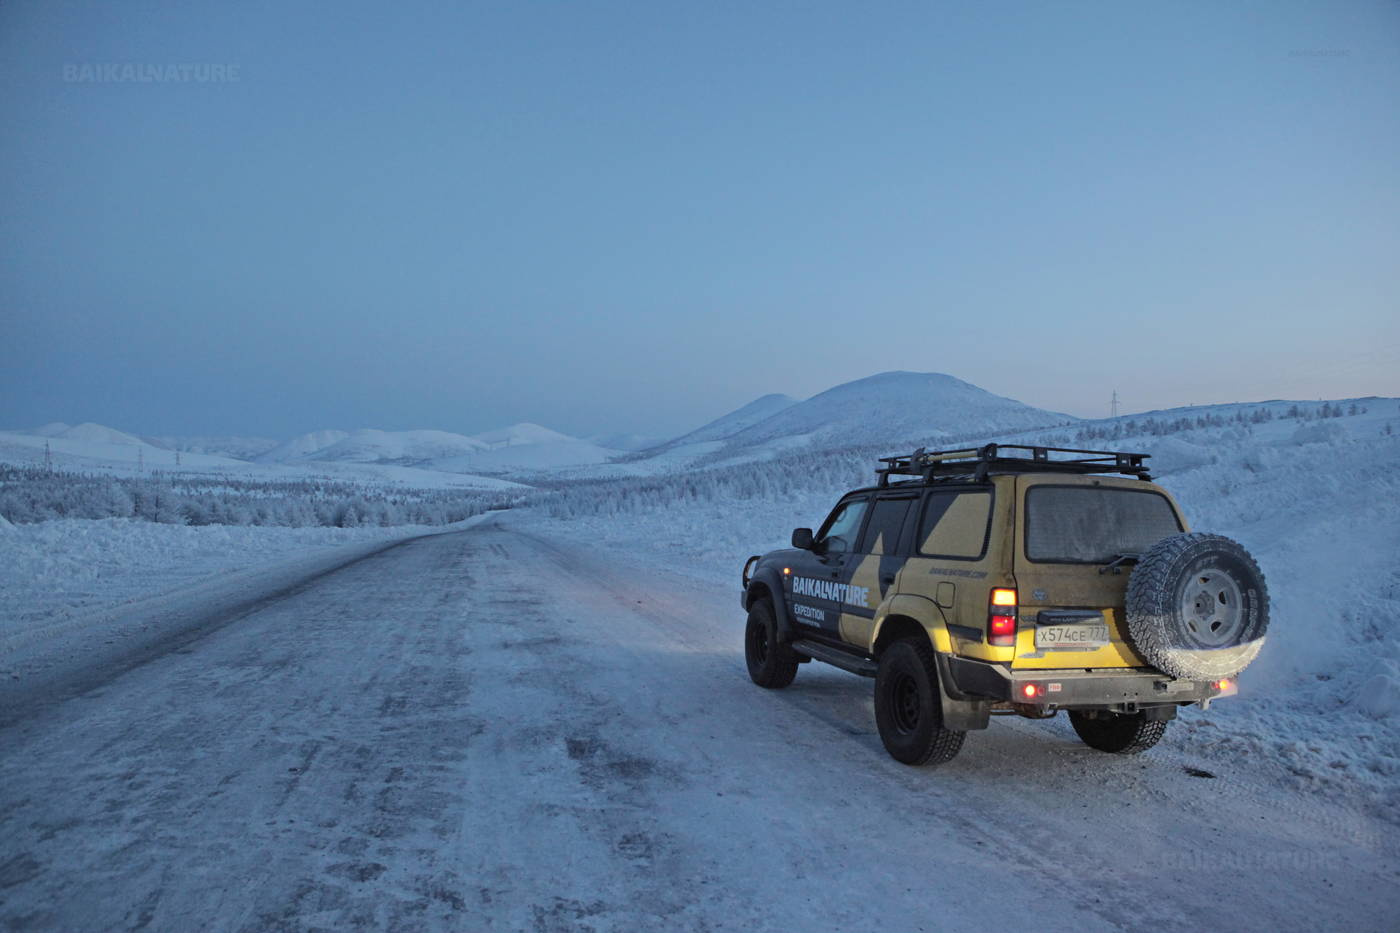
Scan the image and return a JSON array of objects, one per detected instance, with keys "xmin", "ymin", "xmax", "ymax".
[{"xmin": 2, "ymin": 516, "xmax": 1394, "ymax": 931}]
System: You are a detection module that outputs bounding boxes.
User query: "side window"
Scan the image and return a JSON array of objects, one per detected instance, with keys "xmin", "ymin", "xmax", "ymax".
[
  {"xmin": 918, "ymin": 490, "xmax": 992, "ymax": 559},
  {"xmin": 858, "ymin": 497, "xmax": 914, "ymax": 555},
  {"xmin": 817, "ymin": 498, "xmax": 869, "ymax": 554}
]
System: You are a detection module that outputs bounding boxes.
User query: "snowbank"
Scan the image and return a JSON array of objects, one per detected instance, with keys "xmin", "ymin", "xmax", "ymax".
[{"xmin": 0, "ymin": 518, "xmax": 413, "ymax": 642}]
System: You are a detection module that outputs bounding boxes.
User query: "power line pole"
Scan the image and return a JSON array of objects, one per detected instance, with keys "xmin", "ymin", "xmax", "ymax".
[
  {"xmin": 44, "ymin": 440, "xmax": 53, "ymax": 473},
  {"xmin": 175, "ymin": 449, "xmax": 181, "ymax": 467},
  {"xmin": 138, "ymin": 448, "xmax": 144, "ymax": 473},
  {"xmin": 1110, "ymin": 389, "xmax": 1120, "ymax": 419}
]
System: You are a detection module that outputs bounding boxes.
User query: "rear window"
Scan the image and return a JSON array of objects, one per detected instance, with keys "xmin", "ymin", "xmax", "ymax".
[
  {"xmin": 1025, "ymin": 486, "xmax": 1182, "ymax": 563},
  {"xmin": 918, "ymin": 490, "xmax": 992, "ymax": 559}
]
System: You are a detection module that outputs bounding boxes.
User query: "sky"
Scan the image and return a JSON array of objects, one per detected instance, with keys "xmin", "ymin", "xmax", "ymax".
[{"xmin": 2, "ymin": 1, "xmax": 1398, "ymax": 441}]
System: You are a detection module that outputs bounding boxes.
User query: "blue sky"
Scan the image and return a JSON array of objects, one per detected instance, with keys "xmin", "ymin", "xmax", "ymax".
[{"xmin": 2, "ymin": 1, "xmax": 1397, "ymax": 439}]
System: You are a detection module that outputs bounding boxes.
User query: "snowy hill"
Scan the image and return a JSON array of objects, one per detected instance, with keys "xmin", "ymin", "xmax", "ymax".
[
  {"xmin": 18, "ymin": 422, "xmax": 148, "ymax": 447},
  {"xmin": 552, "ymin": 374, "xmax": 1074, "ymax": 479},
  {"xmin": 142, "ymin": 435, "xmax": 280, "ymax": 461},
  {"xmin": 638, "ymin": 389, "xmax": 800, "ymax": 459},
  {"xmin": 428, "ymin": 423, "xmax": 620, "ymax": 474},
  {"xmin": 28, "ymin": 422, "xmax": 74, "ymax": 438},
  {"xmin": 301, "ymin": 429, "xmax": 489, "ymax": 466},
  {"xmin": 586, "ymin": 431, "xmax": 670, "ymax": 452},
  {"xmin": 471, "ymin": 423, "xmax": 576, "ymax": 448},
  {"xmin": 254, "ymin": 430, "xmax": 353, "ymax": 463},
  {"xmin": 251, "ymin": 423, "xmax": 616, "ymax": 475},
  {"xmin": 653, "ymin": 393, "xmax": 798, "ymax": 451},
  {"xmin": 723, "ymin": 372, "xmax": 1070, "ymax": 451}
]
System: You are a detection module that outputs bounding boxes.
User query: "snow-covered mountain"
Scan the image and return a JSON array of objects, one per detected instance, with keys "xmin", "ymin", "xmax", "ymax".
[
  {"xmin": 250, "ymin": 423, "xmax": 619, "ymax": 475},
  {"xmin": 471, "ymin": 423, "xmax": 575, "ymax": 449},
  {"xmin": 437, "ymin": 423, "xmax": 619, "ymax": 474},
  {"xmin": 302, "ymin": 429, "xmax": 489, "ymax": 466},
  {"xmin": 255, "ymin": 430, "xmax": 353, "ymax": 463},
  {"xmin": 646, "ymin": 393, "xmax": 798, "ymax": 454},
  {"xmin": 143, "ymin": 435, "xmax": 280, "ymax": 461},
  {"xmin": 604, "ymin": 373, "xmax": 1071, "ymax": 474},
  {"xmin": 586, "ymin": 432, "xmax": 669, "ymax": 453},
  {"xmin": 23, "ymin": 422, "xmax": 148, "ymax": 447},
  {"xmin": 721, "ymin": 372, "xmax": 1071, "ymax": 451}
]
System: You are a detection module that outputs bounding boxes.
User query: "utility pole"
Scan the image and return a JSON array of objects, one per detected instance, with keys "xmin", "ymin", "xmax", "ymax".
[
  {"xmin": 1110, "ymin": 389, "xmax": 1120, "ymax": 419},
  {"xmin": 138, "ymin": 448, "xmax": 144, "ymax": 473},
  {"xmin": 175, "ymin": 450, "xmax": 181, "ymax": 467},
  {"xmin": 44, "ymin": 440, "xmax": 53, "ymax": 473}
]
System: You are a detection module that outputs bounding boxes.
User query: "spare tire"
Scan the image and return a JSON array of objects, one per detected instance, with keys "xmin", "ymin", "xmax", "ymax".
[{"xmin": 1125, "ymin": 532, "xmax": 1269, "ymax": 681}]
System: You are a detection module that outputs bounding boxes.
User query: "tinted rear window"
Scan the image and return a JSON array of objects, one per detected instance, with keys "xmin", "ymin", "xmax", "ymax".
[
  {"xmin": 1025, "ymin": 486, "xmax": 1182, "ymax": 563},
  {"xmin": 918, "ymin": 491, "xmax": 992, "ymax": 559}
]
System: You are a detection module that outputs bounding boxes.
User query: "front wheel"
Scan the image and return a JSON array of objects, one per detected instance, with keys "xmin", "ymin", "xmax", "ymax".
[
  {"xmin": 874, "ymin": 638, "xmax": 965, "ymax": 766},
  {"xmin": 1068, "ymin": 710, "xmax": 1168, "ymax": 754},
  {"xmin": 745, "ymin": 599, "xmax": 799, "ymax": 688}
]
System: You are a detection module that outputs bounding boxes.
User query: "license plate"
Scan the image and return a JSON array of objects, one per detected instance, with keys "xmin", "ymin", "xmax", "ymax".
[{"xmin": 1035, "ymin": 623, "xmax": 1110, "ymax": 650}]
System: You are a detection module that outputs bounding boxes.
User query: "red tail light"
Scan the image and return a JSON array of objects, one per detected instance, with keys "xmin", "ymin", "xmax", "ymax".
[{"xmin": 988, "ymin": 588, "xmax": 1018, "ymax": 646}]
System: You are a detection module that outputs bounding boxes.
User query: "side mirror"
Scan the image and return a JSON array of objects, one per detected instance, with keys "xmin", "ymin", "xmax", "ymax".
[{"xmin": 791, "ymin": 527, "xmax": 814, "ymax": 550}]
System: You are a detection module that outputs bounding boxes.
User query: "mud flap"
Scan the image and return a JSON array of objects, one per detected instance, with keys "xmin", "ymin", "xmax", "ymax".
[{"xmin": 934, "ymin": 653, "xmax": 991, "ymax": 731}]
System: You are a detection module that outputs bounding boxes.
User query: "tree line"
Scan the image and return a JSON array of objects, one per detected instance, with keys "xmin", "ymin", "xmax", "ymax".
[{"xmin": 0, "ymin": 466, "xmax": 518, "ymax": 527}]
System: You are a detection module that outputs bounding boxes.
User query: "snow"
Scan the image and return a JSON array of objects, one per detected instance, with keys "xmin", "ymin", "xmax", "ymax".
[
  {"xmin": 647, "ymin": 392, "xmax": 798, "ymax": 451},
  {"xmin": 40, "ymin": 421, "xmax": 147, "ymax": 446},
  {"xmin": 722, "ymin": 371, "xmax": 1072, "ymax": 450},
  {"xmin": 0, "ymin": 518, "xmax": 414, "ymax": 644},
  {"xmin": 143, "ymin": 434, "xmax": 280, "ymax": 460},
  {"xmin": 255, "ymin": 428, "xmax": 352, "ymax": 462},
  {"xmin": 586, "ymin": 430, "xmax": 669, "ymax": 452},
  {"xmin": 248, "ymin": 423, "xmax": 620, "ymax": 475},
  {"xmin": 471, "ymin": 421, "xmax": 575, "ymax": 447},
  {"xmin": 306, "ymin": 429, "xmax": 489, "ymax": 464},
  {"xmin": 0, "ymin": 429, "xmax": 528, "ymax": 492}
]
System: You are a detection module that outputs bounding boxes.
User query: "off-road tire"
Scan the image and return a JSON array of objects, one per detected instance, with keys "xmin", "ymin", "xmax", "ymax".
[
  {"xmin": 745, "ymin": 599, "xmax": 799, "ymax": 688},
  {"xmin": 1069, "ymin": 710, "xmax": 1169, "ymax": 754},
  {"xmin": 1125, "ymin": 532, "xmax": 1269, "ymax": 681},
  {"xmin": 874, "ymin": 638, "xmax": 966, "ymax": 766}
]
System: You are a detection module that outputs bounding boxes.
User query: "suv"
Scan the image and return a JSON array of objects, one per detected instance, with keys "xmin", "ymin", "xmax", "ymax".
[{"xmin": 741, "ymin": 444, "xmax": 1269, "ymax": 766}]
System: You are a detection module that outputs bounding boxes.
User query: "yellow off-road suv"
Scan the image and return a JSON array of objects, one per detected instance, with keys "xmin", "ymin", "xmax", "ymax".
[{"xmin": 741, "ymin": 445, "xmax": 1269, "ymax": 766}]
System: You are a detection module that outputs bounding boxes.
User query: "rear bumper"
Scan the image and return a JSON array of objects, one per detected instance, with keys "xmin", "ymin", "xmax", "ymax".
[{"xmin": 941, "ymin": 655, "xmax": 1223, "ymax": 711}]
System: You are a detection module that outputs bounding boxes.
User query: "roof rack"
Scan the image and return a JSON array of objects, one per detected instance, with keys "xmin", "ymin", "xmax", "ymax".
[{"xmin": 876, "ymin": 443, "xmax": 1152, "ymax": 486}]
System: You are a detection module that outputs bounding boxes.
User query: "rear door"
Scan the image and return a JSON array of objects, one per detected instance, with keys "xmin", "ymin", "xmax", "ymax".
[
  {"xmin": 786, "ymin": 495, "xmax": 870, "ymax": 639},
  {"xmin": 1012, "ymin": 476, "xmax": 1186, "ymax": 670},
  {"xmin": 841, "ymin": 493, "xmax": 918, "ymax": 647}
]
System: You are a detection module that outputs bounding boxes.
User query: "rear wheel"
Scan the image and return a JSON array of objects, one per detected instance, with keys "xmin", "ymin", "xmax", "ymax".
[
  {"xmin": 874, "ymin": 638, "xmax": 965, "ymax": 766},
  {"xmin": 745, "ymin": 599, "xmax": 799, "ymax": 688},
  {"xmin": 1068, "ymin": 710, "xmax": 1168, "ymax": 754}
]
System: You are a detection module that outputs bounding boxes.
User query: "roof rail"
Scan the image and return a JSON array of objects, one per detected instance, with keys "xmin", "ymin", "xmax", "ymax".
[{"xmin": 876, "ymin": 443, "xmax": 1152, "ymax": 486}]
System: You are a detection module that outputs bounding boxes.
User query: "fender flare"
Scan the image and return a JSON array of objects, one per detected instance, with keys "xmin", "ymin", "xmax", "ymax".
[
  {"xmin": 871, "ymin": 594, "xmax": 990, "ymax": 731},
  {"xmin": 870, "ymin": 594, "xmax": 953, "ymax": 654},
  {"xmin": 745, "ymin": 568, "xmax": 794, "ymax": 642}
]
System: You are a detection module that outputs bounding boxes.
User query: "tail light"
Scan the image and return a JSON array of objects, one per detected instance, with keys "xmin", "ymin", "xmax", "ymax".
[{"xmin": 989, "ymin": 588, "xmax": 1017, "ymax": 646}]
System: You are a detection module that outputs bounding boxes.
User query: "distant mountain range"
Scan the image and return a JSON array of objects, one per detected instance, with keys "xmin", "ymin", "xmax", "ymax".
[{"xmin": 9, "ymin": 372, "xmax": 1077, "ymax": 478}]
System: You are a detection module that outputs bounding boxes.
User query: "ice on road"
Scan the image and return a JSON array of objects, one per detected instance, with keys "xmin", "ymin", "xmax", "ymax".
[{"xmin": 1, "ymin": 518, "xmax": 1394, "ymax": 930}]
